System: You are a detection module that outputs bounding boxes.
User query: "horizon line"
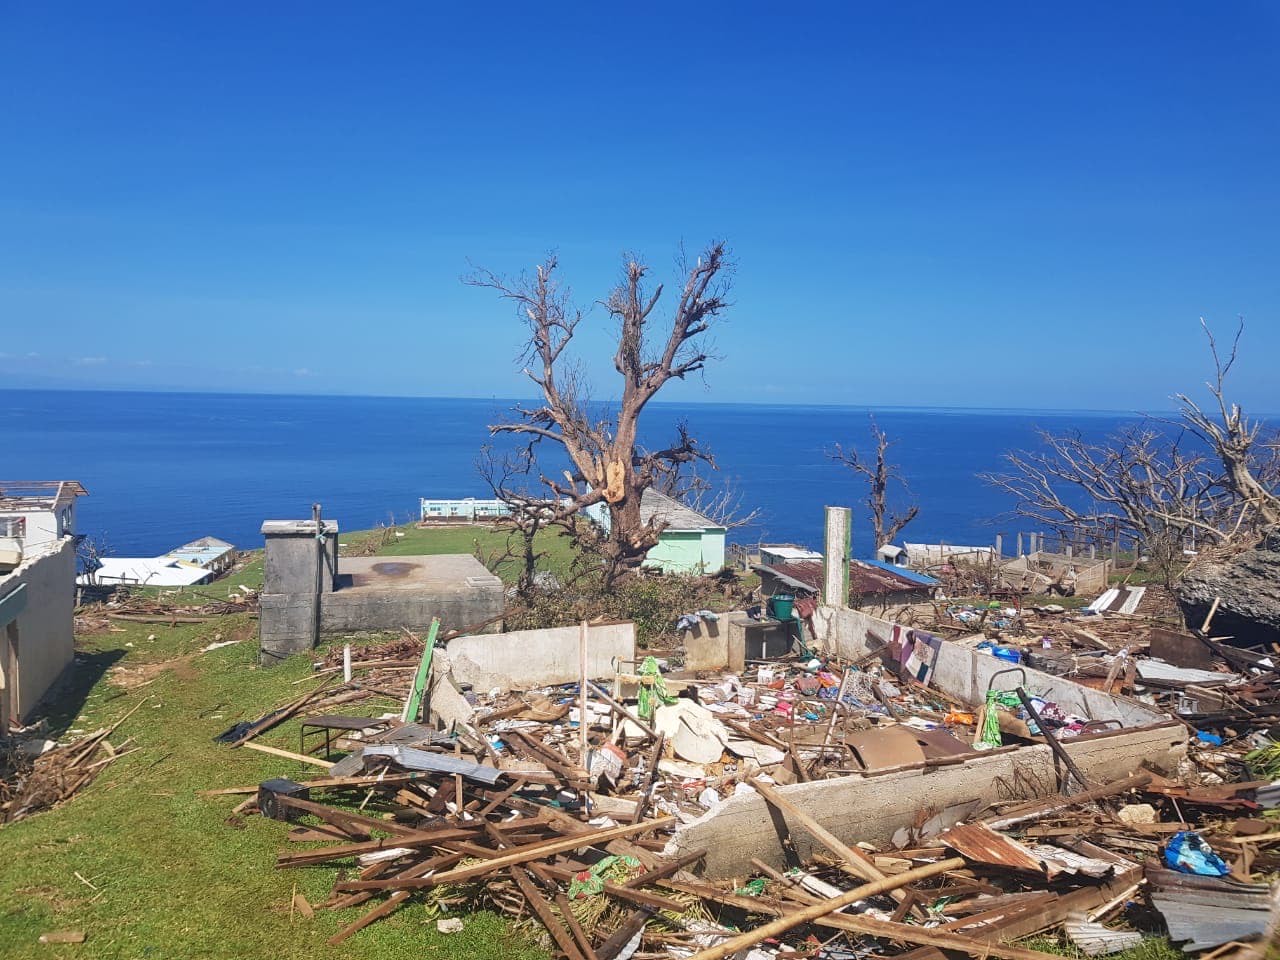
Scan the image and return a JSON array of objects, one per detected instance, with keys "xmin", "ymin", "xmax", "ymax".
[{"xmin": 0, "ymin": 384, "xmax": 1196, "ymax": 418}]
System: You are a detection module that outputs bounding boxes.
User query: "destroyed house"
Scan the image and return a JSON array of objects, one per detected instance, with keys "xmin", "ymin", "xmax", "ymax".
[
  {"xmin": 0, "ymin": 480, "xmax": 86, "ymax": 562},
  {"xmin": 755, "ymin": 557, "xmax": 938, "ymax": 606}
]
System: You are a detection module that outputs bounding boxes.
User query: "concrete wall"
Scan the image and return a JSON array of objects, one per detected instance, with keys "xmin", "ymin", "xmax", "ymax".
[
  {"xmin": 259, "ymin": 571, "xmax": 504, "ymax": 664},
  {"xmin": 684, "ymin": 612, "xmax": 747, "ymax": 673},
  {"xmin": 669, "ymin": 722, "xmax": 1187, "ymax": 877},
  {"xmin": 261, "ymin": 520, "xmax": 339, "ymax": 595},
  {"xmin": 0, "ymin": 538, "xmax": 76, "ymax": 723},
  {"xmin": 813, "ymin": 605, "xmax": 1162, "ymax": 726},
  {"xmin": 645, "ymin": 529, "xmax": 726, "ymax": 575},
  {"xmin": 442, "ymin": 621, "xmax": 636, "ymax": 691}
]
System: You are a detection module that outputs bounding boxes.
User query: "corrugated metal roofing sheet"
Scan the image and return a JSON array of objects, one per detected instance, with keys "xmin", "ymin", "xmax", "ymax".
[
  {"xmin": 939, "ymin": 822, "xmax": 1046, "ymax": 874},
  {"xmin": 1146, "ymin": 865, "xmax": 1274, "ymax": 952}
]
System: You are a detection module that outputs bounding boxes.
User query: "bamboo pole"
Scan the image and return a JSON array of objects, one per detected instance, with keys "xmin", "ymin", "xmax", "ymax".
[
  {"xmin": 335, "ymin": 816, "xmax": 675, "ymax": 891},
  {"xmin": 680, "ymin": 856, "xmax": 966, "ymax": 960}
]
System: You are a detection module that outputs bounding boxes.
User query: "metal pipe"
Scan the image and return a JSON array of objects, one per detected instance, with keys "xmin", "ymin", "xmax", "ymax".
[{"xmin": 312, "ymin": 503, "xmax": 323, "ymax": 651}]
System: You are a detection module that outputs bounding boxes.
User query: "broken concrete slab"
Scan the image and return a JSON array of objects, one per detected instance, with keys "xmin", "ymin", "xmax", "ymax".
[
  {"xmin": 668, "ymin": 722, "xmax": 1188, "ymax": 877},
  {"xmin": 443, "ymin": 621, "xmax": 635, "ymax": 692}
]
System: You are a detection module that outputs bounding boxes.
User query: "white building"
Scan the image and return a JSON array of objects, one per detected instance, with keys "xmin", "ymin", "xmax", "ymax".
[
  {"xmin": 0, "ymin": 480, "xmax": 87, "ymax": 726},
  {"xmin": 77, "ymin": 536, "xmax": 237, "ymax": 588},
  {"xmin": 0, "ymin": 480, "xmax": 86, "ymax": 567},
  {"xmin": 420, "ymin": 497, "xmax": 512, "ymax": 522}
]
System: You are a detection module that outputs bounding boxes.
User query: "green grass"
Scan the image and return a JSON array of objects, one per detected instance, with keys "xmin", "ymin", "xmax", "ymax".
[
  {"xmin": 1021, "ymin": 934, "xmax": 1185, "ymax": 960},
  {"xmin": 0, "ymin": 526, "xmax": 562, "ymax": 959}
]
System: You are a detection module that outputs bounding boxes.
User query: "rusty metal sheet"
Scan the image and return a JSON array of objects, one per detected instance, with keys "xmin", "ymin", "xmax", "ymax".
[
  {"xmin": 938, "ymin": 822, "xmax": 1046, "ymax": 874},
  {"xmin": 846, "ymin": 726, "xmax": 926, "ymax": 770}
]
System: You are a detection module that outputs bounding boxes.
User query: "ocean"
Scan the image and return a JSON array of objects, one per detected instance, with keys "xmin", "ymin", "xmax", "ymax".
[{"xmin": 0, "ymin": 390, "xmax": 1139, "ymax": 559}]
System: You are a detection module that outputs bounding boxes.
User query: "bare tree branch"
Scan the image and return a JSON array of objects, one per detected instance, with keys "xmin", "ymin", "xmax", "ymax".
[
  {"xmin": 468, "ymin": 242, "xmax": 735, "ymax": 587},
  {"xmin": 829, "ymin": 416, "xmax": 920, "ymax": 548},
  {"xmin": 984, "ymin": 319, "xmax": 1278, "ymax": 583}
]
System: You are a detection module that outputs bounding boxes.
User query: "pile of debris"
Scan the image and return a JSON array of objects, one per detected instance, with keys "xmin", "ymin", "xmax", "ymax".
[
  {"xmin": 2, "ymin": 700, "xmax": 143, "ymax": 825},
  {"xmin": 210, "ymin": 610, "xmax": 1279, "ymax": 956},
  {"xmin": 75, "ymin": 588, "xmax": 259, "ymax": 633}
]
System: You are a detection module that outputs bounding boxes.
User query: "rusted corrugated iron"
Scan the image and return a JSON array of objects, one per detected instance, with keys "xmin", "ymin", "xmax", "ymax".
[{"xmin": 938, "ymin": 822, "xmax": 1046, "ymax": 874}]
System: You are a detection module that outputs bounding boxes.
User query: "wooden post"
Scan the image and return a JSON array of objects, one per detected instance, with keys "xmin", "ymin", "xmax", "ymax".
[
  {"xmin": 1200, "ymin": 596, "xmax": 1222, "ymax": 634},
  {"xmin": 579, "ymin": 620, "xmax": 590, "ymax": 763}
]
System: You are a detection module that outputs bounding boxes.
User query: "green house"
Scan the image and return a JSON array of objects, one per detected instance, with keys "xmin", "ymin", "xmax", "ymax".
[{"xmin": 638, "ymin": 489, "xmax": 726, "ymax": 575}]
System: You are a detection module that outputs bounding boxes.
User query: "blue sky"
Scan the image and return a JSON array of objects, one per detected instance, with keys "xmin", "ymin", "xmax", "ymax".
[{"xmin": 1, "ymin": 3, "xmax": 1277, "ymax": 411}]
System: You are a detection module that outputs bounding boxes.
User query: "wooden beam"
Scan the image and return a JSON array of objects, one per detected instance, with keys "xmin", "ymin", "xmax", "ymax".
[
  {"xmin": 510, "ymin": 866, "xmax": 588, "ymax": 960},
  {"xmin": 334, "ymin": 817, "xmax": 674, "ymax": 892},
  {"xmin": 677, "ymin": 858, "xmax": 965, "ymax": 960}
]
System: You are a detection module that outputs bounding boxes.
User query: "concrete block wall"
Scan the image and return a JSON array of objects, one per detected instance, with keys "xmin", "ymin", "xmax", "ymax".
[
  {"xmin": 261, "ymin": 520, "xmax": 338, "ymax": 595},
  {"xmin": 1, "ymin": 538, "xmax": 76, "ymax": 722},
  {"xmin": 813, "ymin": 604, "xmax": 1162, "ymax": 726}
]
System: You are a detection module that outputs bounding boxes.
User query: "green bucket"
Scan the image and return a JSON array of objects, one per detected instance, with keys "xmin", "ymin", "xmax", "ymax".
[{"xmin": 768, "ymin": 593, "xmax": 796, "ymax": 621}]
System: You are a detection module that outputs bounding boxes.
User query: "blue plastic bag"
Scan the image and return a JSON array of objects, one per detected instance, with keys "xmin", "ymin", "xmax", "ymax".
[{"xmin": 1164, "ymin": 831, "xmax": 1231, "ymax": 876}]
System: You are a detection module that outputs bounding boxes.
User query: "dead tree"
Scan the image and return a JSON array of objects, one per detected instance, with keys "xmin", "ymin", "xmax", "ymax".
[
  {"xmin": 659, "ymin": 467, "xmax": 761, "ymax": 533},
  {"xmin": 829, "ymin": 416, "xmax": 920, "ymax": 550},
  {"xmin": 476, "ymin": 445, "xmax": 559, "ymax": 603},
  {"xmin": 1173, "ymin": 319, "xmax": 1280, "ymax": 531},
  {"xmin": 468, "ymin": 243, "xmax": 732, "ymax": 588},
  {"xmin": 985, "ymin": 320, "xmax": 1278, "ymax": 581}
]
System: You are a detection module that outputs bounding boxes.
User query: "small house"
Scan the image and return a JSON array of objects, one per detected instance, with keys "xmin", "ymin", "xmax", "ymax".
[
  {"xmin": 168, "ymin": 536, "xmax": 236, "ymax": 576},
  {"xmin": 77, "ymin": 535, "xmax": 237, "ymax": 588},
  {"xmin": 585, "ymin": 489, "xmax": 727, "ymax": 575},
  {"xmin": 759, "ymin": 545, "xmax": 823, "ymax": 566}
]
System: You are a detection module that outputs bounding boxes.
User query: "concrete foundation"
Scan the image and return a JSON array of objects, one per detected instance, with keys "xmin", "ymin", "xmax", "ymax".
[{"xmin": 258, "ymin": 519, "xmax": 504, "ymax": 665}]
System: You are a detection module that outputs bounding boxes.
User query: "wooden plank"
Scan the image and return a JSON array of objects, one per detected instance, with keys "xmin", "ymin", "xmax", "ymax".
[
  {"xmin": 230, "ymin": 676, "xmax": 335, "ymax": 747},
  {"xmin": 536, "ymin": 864, "xmax": 685, "ymax": 912},
  {"xmin": 662, "ymin": 878, "xmax": 1070, "ymax": 960},
  {"xmin": 749, "ymin": 776, "xmax": 913, "ymax": 910},
  {"xmin": 276, "ymin": 825, "xmax": 483, "ymax": 867},
  {"xmin": 528, "ymin": 865, "xmax": 600, "ymax": 960},
  {"xmin": 334, "ymin": 817, "xmax": 674, "ymax": 892},
  {"xmin": 242, "ymin": 741, "xmax": 334, "ymax": 769},
  {"xmin": 328, "ymin": 890, "xmax": 409, "ymax": 945},
  {"xmin": 401, "ymin": 618, "xmax": 439, "ymax": 723},
  {"xmin": 272, "ymin": 794, "xmax": 419, "ymax": 837},
  {"xmin": 510, "ymin": 867, "xmax": 588, "ymax": 960},
  {"xmin": 674, "ymin": 858, "xmax": 967, "ymax": 960}
]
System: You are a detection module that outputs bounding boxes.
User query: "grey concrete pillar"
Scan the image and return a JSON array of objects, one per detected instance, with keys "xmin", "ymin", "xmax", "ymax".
[
  {"xmin": 822, "ymin": 506, "xmax": 852, "ymax": 608},
  {"xmin": 260, "ymin": 519, "xmax": 340, "ymax": 664},
  {"xmin": 262, "ymin": 520, "xmax": 339, "ymax": 594}
]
